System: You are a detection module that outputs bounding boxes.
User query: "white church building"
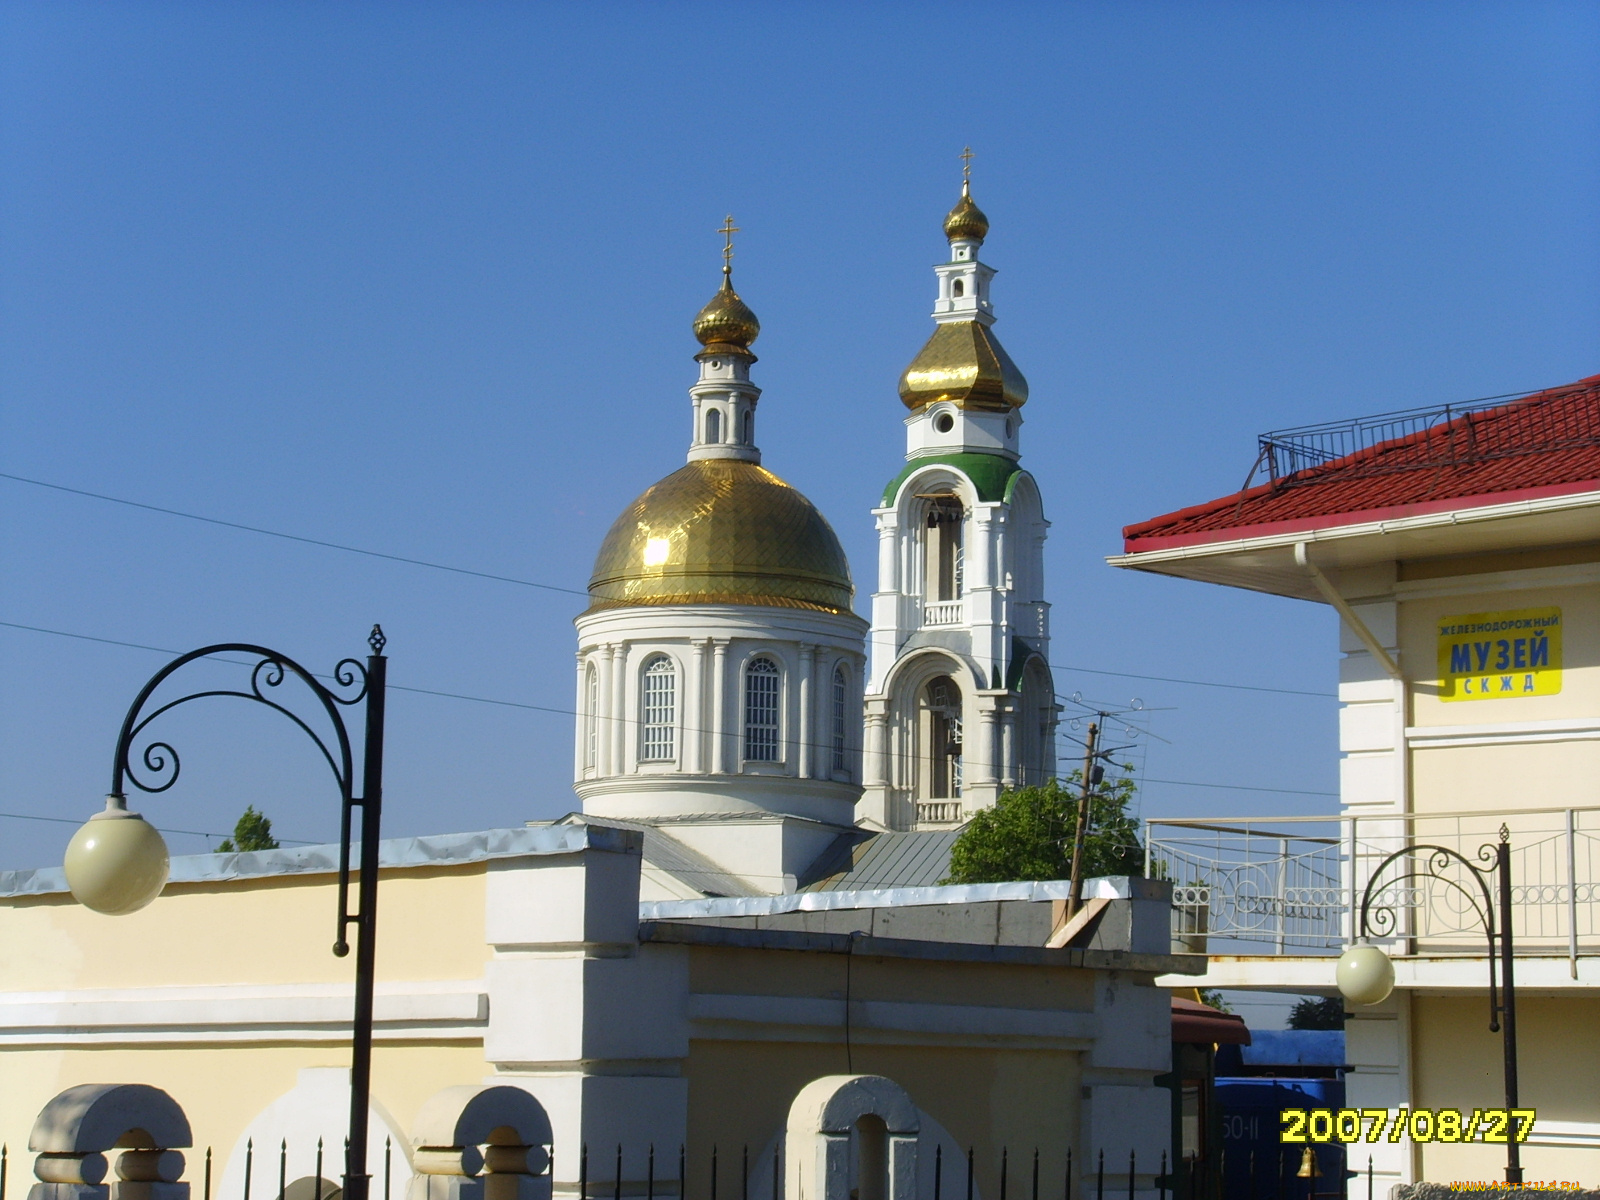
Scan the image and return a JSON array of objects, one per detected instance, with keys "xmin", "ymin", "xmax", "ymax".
[
  {"xmin": 0, "ymin": 184, "xmax": 1192, "ymax": 1200},
  {"xmin": 573, "ymin": 180, "xmax": 1056, "ymax": 899}
]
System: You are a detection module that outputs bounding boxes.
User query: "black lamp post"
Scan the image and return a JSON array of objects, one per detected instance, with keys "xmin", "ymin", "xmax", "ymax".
[
  {"xmin": 62, "ymin": 626, "xmax": 389, "ymax": 1200},
  {"xmin": 1336, "ymin": 825, "xmax": 1521, "ymax": 1184}
]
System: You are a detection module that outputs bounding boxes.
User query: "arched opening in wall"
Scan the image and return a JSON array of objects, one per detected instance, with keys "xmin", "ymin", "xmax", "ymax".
[
  {"xmin": 1019, "ymin": 659, "xmax": 1055, "ymax": 786},
  {"xmin": 705, "ymin": 407, "xmax": 721, "ymax": 443},
  {"xmin": 283, "ymin": 1179, "xmax": 340, "ymax": 1200},
  {"xmin": 585, "ymin": 663, "xmax": 599, "ymax": 771},
  {"xmin": 920, "ymin": 675, "xmax": 963, "ymax": 799},
  {"xmin": 831, "ymin": 665, "xmax": 849, "ymax": 774},
  {"xmin": 640, "ymin": 655, "xmax": 677, "ymax": 761},
  {"xmin": 951, "ymin": 279, "xmax": 964, "ymax": 298},
  {"xmin": 744, "ymin": 656, "xmax": 781, "ymax": 763},
  {"xmin": 852, "ymin": 1114, "xmax": 890, "ymax": 1200},
  {"xmin": 743, "ymin": 410, "xmax": 754, "ymax": 444},
  {"xmin": 919, "ymin": 493, "xmax": 964, "ymax": 602}
]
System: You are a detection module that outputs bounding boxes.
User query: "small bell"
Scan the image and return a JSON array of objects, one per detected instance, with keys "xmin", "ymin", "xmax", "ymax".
[{"xmin": 1296, "ymin": 1146, "xmax": 1321, "ymax": 1179}]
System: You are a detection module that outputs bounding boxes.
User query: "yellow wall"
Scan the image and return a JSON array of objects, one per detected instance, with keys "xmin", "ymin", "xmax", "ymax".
[
  {"xmin": 0, "ymin": 862, "xmax": 494, "ymax": 1179},
  {"xmin": 1412, "ymin": 994, "xmax": 1600, "ymax": 1185},
  {"xmin": 0, "ymin": 863, "xmax": 491, "ymax": 991},
  {"xmin": 682, "ymin": 945, "xmax": 1097, "ymax": 1198},
  {"xmin": 0, "ymin": 1042, "xmax": 487, "ymax": 1183}
]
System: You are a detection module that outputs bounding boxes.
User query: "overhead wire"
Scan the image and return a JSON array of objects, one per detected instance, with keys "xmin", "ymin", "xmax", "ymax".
[
  {"xmin": 2, "ymin": 469, "xmax": 1332, "ymax": 699},
  {"xmin": 2, "ymin": 616, "xmax": 1343, "ymax": 805}
]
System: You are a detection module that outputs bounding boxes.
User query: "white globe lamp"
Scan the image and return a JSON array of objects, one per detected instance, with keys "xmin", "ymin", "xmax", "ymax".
[
  {"xmin": 1336, "ymin": 941, "xmax": 1396, "ymax": 1006},
  {"xmin": 64, "ymin": 795, "xmax": 170, "ymax": 915}
]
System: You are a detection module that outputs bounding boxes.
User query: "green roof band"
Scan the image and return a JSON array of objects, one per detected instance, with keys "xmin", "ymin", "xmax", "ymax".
[{"xmin": 880, "ymin": 452, "xmax": 1028, "ymax": 507}]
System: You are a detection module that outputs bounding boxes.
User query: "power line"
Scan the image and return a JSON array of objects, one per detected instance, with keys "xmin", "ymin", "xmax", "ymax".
[
  {"xmin": 0, "ymin": 471, "xmax": 589, "ymax": 598},
  {"xmin": 1051, "ymin": 663, "xmax": 1333, "ymax": 699},
  {"xmin": 2, "ymin": 617, "xmax": 1342, "ymax": 803},
  {"xmin": 6, "ymin": 468, "xmax": 1333, "ymax": 700},
  {"xmin": 0, "ymin": 806, "xmax": 313, "ymax": 845}
]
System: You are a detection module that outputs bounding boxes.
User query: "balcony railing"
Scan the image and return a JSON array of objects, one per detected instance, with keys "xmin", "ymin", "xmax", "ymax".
[
  {"xmin": 921, "ymin": 600, "xmax": 963, "ymax": 627},
  {"xmin": 1146, "ymin": 806, "xmax": 1600, "ymax": 973},
  {"xmin": 916, "ymin": 800, "xmax": 963, "ymax": 826},
  {"xmin": 1244, "ymin": 380, "xmax": 1599, "ymax": 490}
]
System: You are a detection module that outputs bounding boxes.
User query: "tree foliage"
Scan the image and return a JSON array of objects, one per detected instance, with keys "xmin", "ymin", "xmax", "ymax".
[
  {"xmin": 944, "ymin": 772, "xmax": 1143, "ymax": 885},
  {"xmin": 1287, "ymin": 996, "xmax": 1345, "ymax": 1030},
  {"xmin": 218, "ymin": 805, "xmax": 279, "ymax": 853}
]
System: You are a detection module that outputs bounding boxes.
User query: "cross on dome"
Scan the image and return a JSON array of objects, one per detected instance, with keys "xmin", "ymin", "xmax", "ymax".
[{"xmin": 719, "ymin": 215, "xmax": 739, "ymax": 276}]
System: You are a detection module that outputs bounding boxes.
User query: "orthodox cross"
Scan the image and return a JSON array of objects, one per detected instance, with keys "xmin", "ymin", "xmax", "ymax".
[
  {"xmin": 960, "ymin": 146, "xmax": 974, "ymax": 184},
  {"xmin": 719, "ymin": 215, "xmax": 739, "ymax": 274}
]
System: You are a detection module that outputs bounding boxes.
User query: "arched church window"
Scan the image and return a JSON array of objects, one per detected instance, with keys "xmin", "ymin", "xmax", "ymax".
[
  {"xmin": 743, "ymin": 410, "xmax": 754, "ymax": 444},
  {"xmin": 744, "ymin": 657, "xmax": 781, "ymax": 762},
  {"xmin": 831, "ymin": 665, "xmax": 848, "ymax": 773},
  {"xmin": 922, "ymin": 675, "xmax": 962, "ymax": 799},
  {"xmin": 952, "ymin": 279, "xmax": 964, "ymax": 297},
  {"xmin": 585, "ymin": 663, "xmax": 599, "ymax": 770},
  {"xmin": 922, "ymin": 495, "xmax": 964, "ymax": 601},
  {"xmin": 640, "ymin": 655, "xmax": 676, "ymax": 761},
  {"xmin": 705, "ymin": 407, "xmax": 721, "ymax": 443}
]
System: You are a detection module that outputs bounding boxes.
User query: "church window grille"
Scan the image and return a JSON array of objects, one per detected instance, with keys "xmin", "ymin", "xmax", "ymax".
[
  {"xmin": 585, "ymin": 664, "xmax": 599, "ymax": 770},
  {"xmin": 744, "ymin": 657, "xmax": 781, "ymax": 762},
  {"xmin": 831, "ymin": 666, "xmax": 848, "ymax": 773},
  {"xmin": 705, "ymin": 407, "xmax": 721, "ymax": 443},
  {"xmin": 640, "ymin": 655, "xmax": 676, "ymax": 761}
]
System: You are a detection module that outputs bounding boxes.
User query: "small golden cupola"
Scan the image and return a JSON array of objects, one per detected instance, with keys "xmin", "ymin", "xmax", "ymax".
[
  {"xmin": 898, "ymin": 159, "xmax": 1028, "ymax": 419},
  {"xmin": 942, "ymin": 180, "xmax": 990, "ymax": 244}
]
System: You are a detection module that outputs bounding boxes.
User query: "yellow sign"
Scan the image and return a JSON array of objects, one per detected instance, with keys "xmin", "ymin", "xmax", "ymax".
[{"xmin": 1437, "ymin": 607, "xmax": 1562, "ymax": 702}]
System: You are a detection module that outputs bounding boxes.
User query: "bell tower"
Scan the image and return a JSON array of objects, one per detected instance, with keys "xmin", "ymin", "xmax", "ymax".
[{"xmin": 859, "ymin": 160, "xmax": 1056, "ymax": 832}]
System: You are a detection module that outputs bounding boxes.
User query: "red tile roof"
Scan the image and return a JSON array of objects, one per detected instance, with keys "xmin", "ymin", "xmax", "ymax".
[{"xmin": 1123, "ymin": 374, "xmax": 1600, "ymax": 554}]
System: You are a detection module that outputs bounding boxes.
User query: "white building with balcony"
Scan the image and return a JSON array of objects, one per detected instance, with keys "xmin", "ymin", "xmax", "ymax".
[
  {"xmin": 859, "ymin": 183, "xmax": 1056, "ymax": 832},
  {"xmin": 1113, "ymin": 374, "xmax": 1600, "ymax": 1190}
]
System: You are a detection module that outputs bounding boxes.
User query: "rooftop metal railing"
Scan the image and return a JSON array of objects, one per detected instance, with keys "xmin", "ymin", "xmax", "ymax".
[
  {"xmin": 1242, "ymin": 381, "xmax": 1599, "ymax": 490},
  {"xmin": 1146, "ymin": 806, "xmax": 1600, "ymax": 976}
]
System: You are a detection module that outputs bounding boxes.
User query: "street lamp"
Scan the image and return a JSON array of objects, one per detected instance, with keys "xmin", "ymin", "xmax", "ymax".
[
  {"xmin": 1336, "ymin": 825, "xmax": 1522, "ymax": 1184},
  {"xmin": 62, "ymin": 626, "xmax": 389, "ymax": 1200}
]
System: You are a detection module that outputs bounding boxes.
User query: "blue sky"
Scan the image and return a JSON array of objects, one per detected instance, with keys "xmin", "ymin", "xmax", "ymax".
[{"xmin": 2, "ymin": 1, "xmax": 1597, "ymax": 872}]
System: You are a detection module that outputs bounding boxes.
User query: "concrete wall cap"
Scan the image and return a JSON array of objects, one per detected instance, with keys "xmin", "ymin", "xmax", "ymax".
[
  {"xmin": 1, "ymin": 822, "xmax": 643, "ymax": 898},
  {"xmin": 640, "ymin": 876, "xmax": 1166, "ymax": 919},
  {"xmin": 410, "ymin": 1085, "xmax": 552, "ymax": 1151},
  {"xmin": 788, "ymin": 1075, "xmax": 920, "ymax": 1137},
  {"xmin": 28, "ymin": 1084, "xmax": 192, "ymax": 1153}
]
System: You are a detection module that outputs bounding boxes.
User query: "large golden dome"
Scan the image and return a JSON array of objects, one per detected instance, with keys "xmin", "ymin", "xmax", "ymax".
[{"xmin": 587, "ymin": 459, "xmax": 854, "ymax": 614}]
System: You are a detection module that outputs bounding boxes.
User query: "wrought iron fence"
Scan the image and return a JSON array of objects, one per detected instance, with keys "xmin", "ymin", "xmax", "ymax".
[
  {"xmin": 0, "ymin": 1139, "xmax": 1345, "ymax": 1200},
  {"xmin": 1147, "ymin": 807, "xmax": 1600, "ymax": 965},
  {"xmin": 1242, "ymin": 382, "xmax": 1599, "ymax": 491}
]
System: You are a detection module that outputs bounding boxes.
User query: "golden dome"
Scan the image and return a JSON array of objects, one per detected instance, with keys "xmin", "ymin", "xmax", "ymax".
[
  {"xmin": 587, "ymin": 459, "xmax": 854, "ymax": 614},
  {"xmin": 899, "ymin": 320, "xmax": 1028, "ymax": 411},
  {"xmin": 943, "ymin": 183, "xmax": 989, "ymax": 242},
  {"xmin": 693, "ymin": 273, "xmax": 761, "ymax": 356}
]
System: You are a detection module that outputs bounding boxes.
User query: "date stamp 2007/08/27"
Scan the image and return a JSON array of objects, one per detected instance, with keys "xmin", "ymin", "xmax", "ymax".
[{"xmin": 1280, "ymin": 1108, "xmax": 1536, "ymax": 1145}]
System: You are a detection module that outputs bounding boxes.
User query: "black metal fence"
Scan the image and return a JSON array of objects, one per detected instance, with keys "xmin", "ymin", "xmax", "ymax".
[
  {"xmin": 0, "ymin": 1139, "xmax": 1385, "ymax": 1200},
  {"xmin": 1242, "ymin": 380, "xmax": 1599, "ymax": 491}
]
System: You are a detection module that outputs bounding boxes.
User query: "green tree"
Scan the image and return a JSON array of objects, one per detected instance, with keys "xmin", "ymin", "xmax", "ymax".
[
  {"xmin": 218, "ymin": 805, "xmax": 279, "ymax": 853},
  {"xmin": 1197, "ymin": 989, "xmax": 1234, "ymax": 1013},
  {"xmin": 1287, "ymin": 996, "xmax": 1344, "ymax": 1030},
  {"xmin": 944, "ymin": 772, "xmax": 1144, "ymax": 885}
]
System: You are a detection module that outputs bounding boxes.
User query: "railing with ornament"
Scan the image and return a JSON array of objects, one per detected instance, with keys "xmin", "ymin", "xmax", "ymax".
[
  {"xmin": 921, "ymin": 600, "xmax": 963, "ymax": 628},
  {"xmin": 1147, "ymin": 806, "xmax": 1600, "ymax": 971}
]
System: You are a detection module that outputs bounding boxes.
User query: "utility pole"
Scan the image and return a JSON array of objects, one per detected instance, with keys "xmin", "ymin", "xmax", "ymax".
[{"xmin": 1066, "ymin": 719, "xmax": 1100, "ymax": 917}]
